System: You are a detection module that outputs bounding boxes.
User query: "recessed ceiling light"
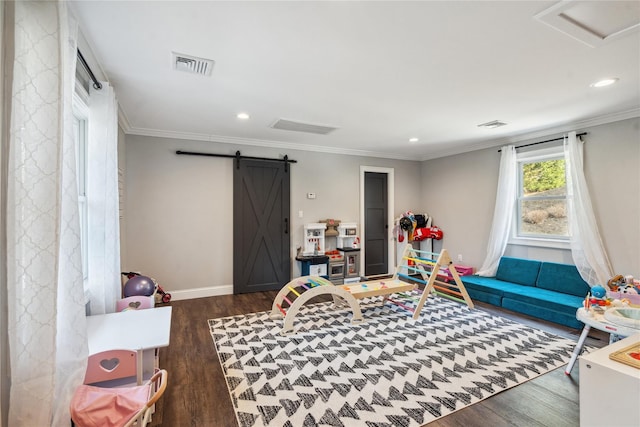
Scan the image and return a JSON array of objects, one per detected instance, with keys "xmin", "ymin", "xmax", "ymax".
[
  {"xmin": 409, "ymin": 137, "xmax": 419, "ymax": 143},
  {"xmin": 237, "ymin": 113, "xmax": 250, "ymax": 120},
  {"xmin": 590, "ymin": 78, "xmax": 619, "ymax": 88}
]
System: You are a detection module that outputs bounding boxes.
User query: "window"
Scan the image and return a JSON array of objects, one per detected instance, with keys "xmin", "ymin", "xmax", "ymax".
[
  {"xmin": 73, "ymin": 92, "xmax": 89, "ymax": 282},
  {"xmin": 512, "ymin": 146, "xmax": 569, "ymax": 247}
]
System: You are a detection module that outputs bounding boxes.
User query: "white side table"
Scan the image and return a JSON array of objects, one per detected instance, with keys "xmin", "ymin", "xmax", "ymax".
[
  {"xmin": 87, "ymin": 306, "xmax": 172, "ymax": 384},
  {"xmin": 579, "ymin": 333, "xmax": 640, "ymax": 427}
]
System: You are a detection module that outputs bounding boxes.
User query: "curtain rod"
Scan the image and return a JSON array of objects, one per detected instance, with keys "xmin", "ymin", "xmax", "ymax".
[
  {"xmin": 498, "ymin": 132, "xmax": 587, "ymax": 152},
  {"xmin": 77, "ymin": 49, "xmax": 102, "ymax": 90},
  {"xmin": 176, "ymin": 150, "xmax": 297, "ymax": 171}
]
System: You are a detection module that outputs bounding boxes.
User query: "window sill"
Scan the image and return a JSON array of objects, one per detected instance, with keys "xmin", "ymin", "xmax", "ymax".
[{"xmin": 508, "ymin": 236, "xmax": 570, "ymax": 250}]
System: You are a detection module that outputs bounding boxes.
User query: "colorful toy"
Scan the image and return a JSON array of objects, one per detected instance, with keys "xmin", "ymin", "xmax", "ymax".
[
  {"xmin": 591, "ymin": 285, "xmax": 607, "ymax": 299},
  {"xmin": 618, "ymin": 284, "xmax": 640, "ymax": 294},
  {"xmin": 395, "ymin": 247, "xmax": 474, "ymax": 315},
  {"xmin": 269, "ymin": 248, "xmax": 474, "ymax": 335},
  {"xmin": 121, "ymin": 272, "xmax": 172, "ymax": 303},
  {"xmin": 607, "ymin": 274, "xmax": 625, "ymax": 291},
  {"xmin": 413, "ymin": 226, "xmax": 443, "ymax": 241},
  {"xmin": 585, "ymin": 285, "xmax": 609, "ymax": 310},
  {"xmin": 123, "ymin": 275, "xmax": 155, "ymax": 297}
]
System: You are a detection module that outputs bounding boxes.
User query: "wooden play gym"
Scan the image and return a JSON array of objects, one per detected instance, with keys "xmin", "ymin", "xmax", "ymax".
[{"xmin": 270, "ymin": 247, "xmax": 474, "ymax": 335}]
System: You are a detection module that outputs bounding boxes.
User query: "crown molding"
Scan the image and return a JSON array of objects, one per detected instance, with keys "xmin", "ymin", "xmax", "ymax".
[
  {"xmin": 504, "ymin": 107, "xmax": 640, "ymax": 145},
  {"xmin": 117, "ymin": 105, "xmax": 132, "ymax": 133},
  {"xmin": 126, "ymin": 126, "xmax": 419, "ymax": 161},
  {"xmin": 418, "ymin": 107, "xmax": 640, "ymax": 161},
  {"xmin": 120, "ymin": 107, "xmax": 639, "ymax": 163}
]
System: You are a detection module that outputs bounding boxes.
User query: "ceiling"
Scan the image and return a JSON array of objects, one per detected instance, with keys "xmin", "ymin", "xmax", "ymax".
[{"xmin": 69, "ymin": 1, "xmax": 640, "ymax": 161}]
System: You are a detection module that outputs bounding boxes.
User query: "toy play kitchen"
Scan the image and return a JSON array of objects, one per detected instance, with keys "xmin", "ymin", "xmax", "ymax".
[{"xmin": 297, "ymin": 220, "xmax": 360, "ymax": 284}]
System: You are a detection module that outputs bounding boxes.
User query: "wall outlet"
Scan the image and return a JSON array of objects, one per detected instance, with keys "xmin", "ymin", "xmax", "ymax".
[
  {"xmin": 307, "ymin": 192, "xmax": 316, "ymax": 199},
  {"xmin": 457, "ymin": 254, "xmax": 463, "ymax": 262},
  {"xmin": 298, "ymin": 210, "xmax": 303, "ymax": 218}
]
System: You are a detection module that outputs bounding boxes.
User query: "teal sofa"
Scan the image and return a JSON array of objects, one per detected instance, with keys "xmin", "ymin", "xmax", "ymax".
[{"xmin": 461, "ymin": 257, "xmax": 590, "ymax": 329}]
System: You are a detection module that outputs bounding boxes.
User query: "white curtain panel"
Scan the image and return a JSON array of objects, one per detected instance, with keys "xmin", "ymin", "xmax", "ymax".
[
  {"xmin": 477, "ymin": 145, "xmax": 517, "ymax": 276},
  {"xmin": 565, "ymin": 131, "xmax": 613, "ymax": 286},
  {"xmin": 87, "ymin": 82, "xmax": 122, "ymax": 314},
  {"xmin": 7, "ymin": 2, "xmax": 88, "ymax": 425}
]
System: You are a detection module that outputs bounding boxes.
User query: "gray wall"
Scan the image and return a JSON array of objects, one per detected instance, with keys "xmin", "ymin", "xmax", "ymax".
[
  {"xmin": 124, "ymin": 134, "xmax": 422, "ymax": 299},
  {"xmin": 123, "ymin": 118, "xmax": 638, "ymax": 299},
  {"xmin": 420, "ymin": 117, "xmax": 640, "ymax": 279}
]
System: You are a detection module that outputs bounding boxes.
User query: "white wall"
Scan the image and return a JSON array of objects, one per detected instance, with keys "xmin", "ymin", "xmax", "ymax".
[
  {"xmin": 420, "ymin": 117, "xmax": 640, "ymax": 279},
  {"xmin": 124, "ymin": 135, "xmax": 422, "ymax": 299}
]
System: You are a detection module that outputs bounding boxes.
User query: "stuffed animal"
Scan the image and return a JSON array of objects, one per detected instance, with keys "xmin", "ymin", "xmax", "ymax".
[{"xmin": 618, "ymin": 284, "xmax": 640, "ymax": 294}]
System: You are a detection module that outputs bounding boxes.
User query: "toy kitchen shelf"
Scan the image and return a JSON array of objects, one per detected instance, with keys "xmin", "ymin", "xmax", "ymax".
[
  {"xmin": 337, "ymin": 223, "xmax": 358, "ymax": 249},
  {"xmin": 303, "ymin": 223, "xmax": 326, "ymax": 256},
  {"xmin": 336, "ymin": 223, "xmax": 360, "ymax": 282}
]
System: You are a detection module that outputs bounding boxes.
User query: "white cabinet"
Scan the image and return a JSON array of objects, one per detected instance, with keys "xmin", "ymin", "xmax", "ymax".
[{"xmin": 579, "ymin": 333, "xmax": 640, "ymax": 427}]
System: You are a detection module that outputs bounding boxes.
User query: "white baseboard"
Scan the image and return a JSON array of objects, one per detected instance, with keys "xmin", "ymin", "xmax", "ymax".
[{"xmin": 167, "ymin": 284, "xmax": 233, "ymax": 301}]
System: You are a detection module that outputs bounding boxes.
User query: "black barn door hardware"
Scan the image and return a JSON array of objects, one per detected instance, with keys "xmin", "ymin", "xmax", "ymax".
[{"xmin": 176, "ymin": 150, "xmax": 296, "ymax": 171}]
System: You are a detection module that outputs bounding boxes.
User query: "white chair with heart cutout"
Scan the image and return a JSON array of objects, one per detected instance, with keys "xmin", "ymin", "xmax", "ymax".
[
  {"xmin": 115, "ymin": 296, "xmax": 159, "ymax": 377},
  {"xmin": 116, "ymin": 296, "xmax": 154, "ymax": 312},
  {"xmin": 70, "ymin": 349, "xmax": 167, "ymax": 427}
]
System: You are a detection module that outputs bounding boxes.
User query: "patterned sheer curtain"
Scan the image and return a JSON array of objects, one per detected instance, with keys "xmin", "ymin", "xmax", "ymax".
[
  {"xmin": 6, "ymin": 1, "xmax": 88, "ymax": 426},
  {"xmin": 477, "ymin": 145, "xmax": 517, "ymax": 276},
  {"xmin": 564, "ymin": 131, "xmax": 613, "ymax": 286},
  {"xmin": 87, "ymin": 83, "xmax": 121, "ymax": 315}
]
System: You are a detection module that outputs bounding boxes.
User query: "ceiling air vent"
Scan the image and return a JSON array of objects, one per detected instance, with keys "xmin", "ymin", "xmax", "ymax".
[
  {"xmin": 172, "ymin": 52, "xmax": 214, "ymax": 76},
  {"xmin": 271, "ymin": 119, "xmax": 338, "ymax": 135},
  {"xmin": 534, "ymin": 1, "xmax": 640, "ymax": 47},
  {"xmin": 477, "ymin": 120, "xmax": 507, "ymax": 129}
]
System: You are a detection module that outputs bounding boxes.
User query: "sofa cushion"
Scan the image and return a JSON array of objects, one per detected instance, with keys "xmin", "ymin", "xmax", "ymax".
[
  {"xmin": 501, "ymin": 298, "xmax": 584, "ymax": 329},
  {"xmin": 495, "ymin": 257, "xmax": 541, "ymax": 287},
  {"xmin": 461, "ymin": 276, "xmax": 518, "ymax": 297},
  {"xmin": 536, "ymin": 262, "xmax": 590, "ymax": 297},
  {"xmin": 464, "ymin": 287, "xmax": 502, "ymax": 306},
  {"xmin": 502, "ymin": 286, "xmax": 585, "ymax": 316}
]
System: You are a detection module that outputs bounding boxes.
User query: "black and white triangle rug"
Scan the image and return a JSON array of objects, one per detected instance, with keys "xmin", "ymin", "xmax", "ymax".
[{"xmin": 209, "ymin": 294, "xmax": 577, "ymax": 427}]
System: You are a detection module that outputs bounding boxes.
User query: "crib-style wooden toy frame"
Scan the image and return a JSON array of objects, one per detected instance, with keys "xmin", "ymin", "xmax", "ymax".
[{"xmin": 270, "ymin": 248, "xmax": 473, "ymax": 335}]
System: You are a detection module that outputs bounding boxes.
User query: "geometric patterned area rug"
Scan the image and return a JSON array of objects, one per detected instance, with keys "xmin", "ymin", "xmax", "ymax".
[{"xmin": 208, "ymin": 294, "xmax": 577, "ymax": 427}]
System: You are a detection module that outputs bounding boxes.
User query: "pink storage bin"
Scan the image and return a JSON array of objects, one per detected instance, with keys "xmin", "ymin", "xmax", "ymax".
[
  {"xmin": 438, "ymin": 265, "xmax": 474, "ymax": 282},
  {"xmin": 452, "ymin": 265, "xmax": 474, "ymax": 276},
  {"xmin": 608, "ymin": 291, "xmax": 640, "ymax": 305}
]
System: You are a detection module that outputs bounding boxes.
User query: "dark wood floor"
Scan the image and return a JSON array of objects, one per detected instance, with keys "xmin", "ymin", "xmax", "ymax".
[{"xmin": 151, "ymin": 292, "xmax": 607, "ymax": 427}]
